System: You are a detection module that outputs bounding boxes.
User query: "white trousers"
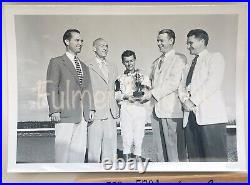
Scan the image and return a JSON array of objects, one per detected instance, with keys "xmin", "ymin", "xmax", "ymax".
[
  {"xmin": 87, "ymin": 117, "xmax": 117, "ymax": 163},
  {"xmin": 55, "ymin": 119, "xmax": 87, "ymax": 163},
  {"xmin": 120, "ymin": 104, "xmax": 147, "ymax": 156}
]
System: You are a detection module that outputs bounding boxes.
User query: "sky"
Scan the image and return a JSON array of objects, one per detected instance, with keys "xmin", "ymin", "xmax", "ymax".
[{"xmin": 15, "ymin": 14, "xmax": 238, "ymax": 121}]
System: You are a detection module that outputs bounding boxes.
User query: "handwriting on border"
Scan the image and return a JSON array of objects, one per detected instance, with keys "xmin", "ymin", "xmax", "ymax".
[{"xmin": 106, "ymin": 179, "xmax": 215, "ymax": 183}]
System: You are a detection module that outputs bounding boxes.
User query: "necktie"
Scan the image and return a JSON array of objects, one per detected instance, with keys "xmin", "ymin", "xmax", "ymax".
[
  {"xmin": 158, "ymin": 57, "xmax": 164, "ymax": 70},
  {"xmin": 100, "ymin": 60, "xmax": 109, "ymax": 82},
  {"xmin": 74, "ymin": 56, "xmax": 83, "ymax": 85},
  {"xmin": 186, "ymin": 55, "xmax": 199, "ymax": 86}
]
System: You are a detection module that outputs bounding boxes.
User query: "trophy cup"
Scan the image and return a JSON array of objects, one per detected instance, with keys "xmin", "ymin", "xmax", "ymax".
[{"xmin": 132, "ymin": 69, "xmax": 145, "ymax": 100}]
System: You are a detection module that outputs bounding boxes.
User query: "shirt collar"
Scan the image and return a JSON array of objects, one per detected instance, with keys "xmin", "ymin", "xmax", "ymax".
[
  {"xmin": 197, "ymin": 49, "xmax": 208, "ymax": 58},
  {"xmin": 96, "ymin": 57, "xmax": 106, "ymax": 65},
  {"xmin": 161, "ymin": 49, "xmax": 175, "ymax": 60},
  {"xmin": 124, "ymin": 69, "xmax": 136, "ymax": 76},
  {"xmin": 66, "ymin": 52, "xmax": 77, "ymax": 62}
]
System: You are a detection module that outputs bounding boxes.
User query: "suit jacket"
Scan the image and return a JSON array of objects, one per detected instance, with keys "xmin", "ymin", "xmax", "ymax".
[
  {"xmin": 46, "ymin": 54, "xmax": 94, "ymax": 123},
  {"xmin": 87, "ymin": 57, "xmax": 119, "ymax": 120},
  {"xmin": 178, "ymin": 49, "xmax": 228, "ymax": 127},
  {"xmin": 150, "ymin": 49, "xmax": 186, "ymax": 118}
]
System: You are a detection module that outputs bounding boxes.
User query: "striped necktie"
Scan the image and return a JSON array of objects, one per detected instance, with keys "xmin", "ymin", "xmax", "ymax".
[
  {"xmin": 74, "ymin": 56, "xmax": 83, "ymax": 85},
  {"xmin": 158, "ymin": 57, "xmax": 164, "ymax": 70}
]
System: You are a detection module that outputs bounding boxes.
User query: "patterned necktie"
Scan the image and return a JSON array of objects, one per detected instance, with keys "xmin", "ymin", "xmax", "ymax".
[
  {"xmin": 100, "ymin": 60, "xmax": 109, "ymax": 82},
  {"xmin": 74, "ymin": 56, "xmax": 83, "ymax": 85},
  {"xmin": 186, "ymin": 55, "xmax": 199, "ymax": 86},
  {"xmin": 158, "ymin": 57, "xmax": 164, "ymax": 70}
]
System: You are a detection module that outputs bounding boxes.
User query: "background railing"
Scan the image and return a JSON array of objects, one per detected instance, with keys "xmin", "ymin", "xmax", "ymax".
[{"xmin": 17, "ymin": 120, "xmax": 236, "ymax": 137}]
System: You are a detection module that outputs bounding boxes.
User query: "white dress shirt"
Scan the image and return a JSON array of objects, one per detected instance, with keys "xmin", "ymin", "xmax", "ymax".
[{"xmin": 66, "ymin": 52, "xmax": 83, "ymax": 73}]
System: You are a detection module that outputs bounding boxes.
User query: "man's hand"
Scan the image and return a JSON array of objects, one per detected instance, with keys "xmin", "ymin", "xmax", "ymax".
[
  {"xmin": 183, "ymin": 99, "xmax": 196, "ymax": 112},
  {"xmin": 89, "ymin": 110, "xmax": 95, "ymax": 122},
  {"xmin": 123, "ymin": 94, "xmax": 129, "ymax": 100},
  {"xmin": 51, "ymin": 112, "xmax": 60, "ymax": 122},
  {"xmin": 128, "ymin": 96, "xmax": 136, "ymax": 103}
]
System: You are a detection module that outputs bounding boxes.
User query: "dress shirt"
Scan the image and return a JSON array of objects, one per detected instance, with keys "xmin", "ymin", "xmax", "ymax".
[{"xmin": 66, "ymin": 52, "xmax": 83, "ymax": 73}]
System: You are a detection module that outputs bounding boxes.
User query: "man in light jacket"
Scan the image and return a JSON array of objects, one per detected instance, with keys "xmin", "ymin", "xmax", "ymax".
[
  {"xmin": 87, "ymin": 38, "xmax": 120, "ymax": 163},
  {"xmin": 141, "ymin": 29, "xmax": 187, "ymax": 162},
  {"xmin": 178, "ymin": 29, "xmax": 228, "ymax": 162}
]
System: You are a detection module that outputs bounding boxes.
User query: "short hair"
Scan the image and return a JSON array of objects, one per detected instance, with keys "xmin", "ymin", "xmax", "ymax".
[
  {"xmin": 63, "ymin": 29, "xmax": 80, "ymax": 46},
  {"xmin": 187, "ymin": 29, "xmax": 209, "ymax": 46},
  {"xmin": 121, "ymin": 50, "xmax": 136, "ymax": 61},
  {"xmin": 158, "ymin": 29, "xmax": 176, "ymax": 45},
  {"xmin": 93, "ymin": 38, "xmax": 106, "ymax": 47}
]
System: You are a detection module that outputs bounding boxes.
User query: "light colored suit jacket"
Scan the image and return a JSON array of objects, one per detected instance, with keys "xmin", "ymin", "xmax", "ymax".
[
  {"xmin": 46, "ymin": 54, "xmax": 94, "ymax": 123},
  {"xmin": 87, "ymin": 58, "xmax": 119, "ymax": 120},
  {"xmin": 178, "ymin": 49, "xmax": 228, "ymax": 127},
  {"xmin": 150, "ymin": 49, "xmax": 186, "ymax": 118}
]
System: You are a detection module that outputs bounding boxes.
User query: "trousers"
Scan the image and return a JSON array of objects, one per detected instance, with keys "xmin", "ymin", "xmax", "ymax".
[
  {"xmin": 120, "ymin": 103, "xmax": 147, "ymax": 156},
  {"xmin": 151, "ymin": 109, "xmax": 187, "ymax": 162},
  {"xmin": 87, "ymin": 116, "xmax": 117, "ymax": 163},
  {"xmin": 185, "ymin": 111, "xmax": 228, "ymax": 162},
  {"xmin": 55, "ymin": 119, "xmax": 87, "ymax": 163}
]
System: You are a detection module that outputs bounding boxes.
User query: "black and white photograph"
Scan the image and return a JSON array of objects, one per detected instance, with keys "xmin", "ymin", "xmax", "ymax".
[{"xmin": 3, "ymin": 3, "xmax": 247, "ymax": 173}]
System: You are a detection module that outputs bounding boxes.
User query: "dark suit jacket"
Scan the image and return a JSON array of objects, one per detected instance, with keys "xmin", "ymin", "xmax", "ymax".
[{"xmin": 46, "ymin": 54, "xmax": 94, "ymax": 123}]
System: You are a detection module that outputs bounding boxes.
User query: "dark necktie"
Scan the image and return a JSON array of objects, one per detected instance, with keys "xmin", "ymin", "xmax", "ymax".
[
  {"xmin": 158, "ymin": 57, "xmax": 164, "ymax": 70},
  {"xmin": 74, "ymin": 56, "xmax": 83, "ymax": 85},
  {"xmin": 186, "ymin": 55, "xmax": 199, "ymax": 86}
]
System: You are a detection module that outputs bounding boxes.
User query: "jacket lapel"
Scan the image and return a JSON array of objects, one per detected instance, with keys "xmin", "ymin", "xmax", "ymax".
[
  {"xmin": 161, "ymin": 53, "xmax": 175, "ymax": 75},
  {"xmin": 61, "ymin": 54, "xmax": 80, "ymax": 86},
  {"xmin": 79, "ymin": 60, "xmax": 86, "ymax": 90},
  {"xmin": 153, "ymin": 52, "xmax": 175, "ymax": 86},
  {"xmin": 88, "ymin": 58, "xmax": 109, "ymax": 84},
  {"xmin": 184, "ymin": 61, "xmax": 192, "ymax": 84},
  {"xmin": 106, "ymin": 61, "xmax": 112, "ymax": 84},
  {"xmin": 188, "ymin": 54, "xmax": 203, "ymax": 89},
  {"xmin": 152, "ymin": 58, "xmax": 161, "ymax": 86},
  {"xmin": 188, "ymin": 50, "xmax": 209, "ymax": 89}
]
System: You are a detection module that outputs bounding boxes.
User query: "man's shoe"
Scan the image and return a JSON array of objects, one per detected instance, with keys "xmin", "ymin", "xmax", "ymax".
[
  {"xmin": 135, "ymin": 155, "xmax": 142, "ymax": 162},
  {"xmin": 123, "ymin": 154, "xmax": 129, "ymax": 162}
]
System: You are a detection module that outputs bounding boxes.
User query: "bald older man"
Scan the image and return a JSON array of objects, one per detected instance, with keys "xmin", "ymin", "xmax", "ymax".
[{"xmin": 87, "ymin": 38, "xmax": 120, "ymax": 163}]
